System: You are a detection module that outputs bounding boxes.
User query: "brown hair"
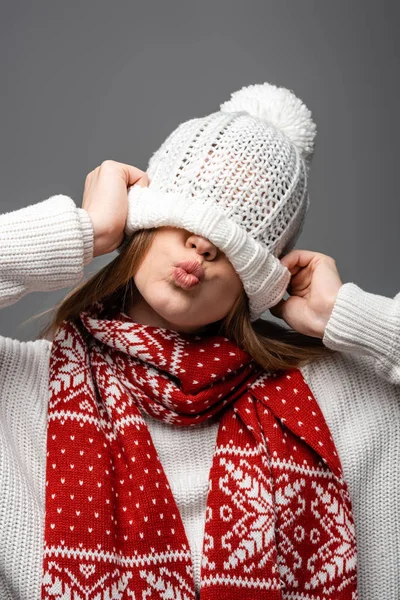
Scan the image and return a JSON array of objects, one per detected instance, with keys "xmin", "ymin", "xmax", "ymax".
[{"xmin": 28, "ymin": 228, "xmax": 335, "ymax": 371}]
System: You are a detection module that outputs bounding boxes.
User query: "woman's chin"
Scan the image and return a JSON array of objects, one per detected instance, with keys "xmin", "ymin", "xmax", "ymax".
[
  {"xmin": 144, "ymin": 284, "xmax": 225, "ymax": 329},
  {"xmin": 150, "ymin": 300, "xmax": 209, "ymax": 330},
  {"xmin": 154, "ymin": 306, "xmax": 199, "ymax": 328}
]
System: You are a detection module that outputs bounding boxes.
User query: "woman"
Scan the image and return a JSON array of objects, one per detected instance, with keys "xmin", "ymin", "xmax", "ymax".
[{"xmin": 0, "ymin": 82, "xmax": 398, "ymax": 600}]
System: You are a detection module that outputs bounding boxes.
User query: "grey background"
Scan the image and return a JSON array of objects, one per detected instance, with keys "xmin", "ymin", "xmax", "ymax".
[{"xmin": 0, "ymin": 0, "xmax": 399, "ymax": 341}]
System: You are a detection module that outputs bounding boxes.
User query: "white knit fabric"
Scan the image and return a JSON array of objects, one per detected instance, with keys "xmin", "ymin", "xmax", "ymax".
[
  {"xmin": 125, "ymin": 184, "xmax": 291, "ymax": 315},
  {"xmin": 120, "ymin": 82, "xmax": 316, "ymax": 321},
  {"xmin": 0, "ymin": 196, "xmax": 399, "ymax": 599}
]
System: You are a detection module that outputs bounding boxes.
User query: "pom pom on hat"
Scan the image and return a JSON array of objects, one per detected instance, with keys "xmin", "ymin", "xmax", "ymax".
[{"xmin": 220, "ymin": 82, "xmax": 317, "ymax": 161}]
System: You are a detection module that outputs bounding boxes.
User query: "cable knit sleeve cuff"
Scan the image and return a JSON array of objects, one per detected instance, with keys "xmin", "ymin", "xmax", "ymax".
[
  {"xmin": 76, "ymin": 208, "xmax": 94, "ymax": 265},
  {"xmin": 0, "ymin": 194, "xmax": 95, "ymax": 309},
  {"xmin": 322, "ymin": 281, "xmax": 400, "ymax": 363}
]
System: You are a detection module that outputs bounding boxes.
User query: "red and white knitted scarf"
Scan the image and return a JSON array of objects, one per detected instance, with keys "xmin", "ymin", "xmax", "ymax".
[{"xmin": 41, "ymin": 303, "xmax": 358, "ymax": 599}]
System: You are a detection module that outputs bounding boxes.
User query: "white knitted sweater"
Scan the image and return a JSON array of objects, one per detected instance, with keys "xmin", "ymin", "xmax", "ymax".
[{"xmin": 0, "ymin": 195, "xmax": 399, "ymax": 599}]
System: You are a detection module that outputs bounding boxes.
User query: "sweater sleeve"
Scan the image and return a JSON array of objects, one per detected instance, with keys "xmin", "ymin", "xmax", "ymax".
[
  {"xmin": 0, "ymin": 194, "xmax": 94, "ymax": 310},
  {"xmin": 322, "ymin": 281, "xmax": 400, "ymax": 387}
]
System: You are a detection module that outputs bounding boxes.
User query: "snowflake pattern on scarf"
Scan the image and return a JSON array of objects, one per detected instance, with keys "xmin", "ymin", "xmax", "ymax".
[{"xmin": 41, "ymin": 306, "xmax": 358, "ymax": 599}]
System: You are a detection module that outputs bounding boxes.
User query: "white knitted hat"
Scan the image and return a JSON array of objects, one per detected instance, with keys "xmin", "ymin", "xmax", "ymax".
[{"xmin": 119, "ymin": 82, "xmax": 317, "ymax": 322}]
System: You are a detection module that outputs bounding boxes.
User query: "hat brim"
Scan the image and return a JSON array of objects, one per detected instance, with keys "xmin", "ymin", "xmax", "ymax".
[{"xmin": 119, "ymin": 184, "xmax": 291, "ymax": 321}]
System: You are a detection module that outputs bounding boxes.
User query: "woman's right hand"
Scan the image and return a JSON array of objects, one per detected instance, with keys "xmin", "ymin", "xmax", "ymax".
[{"xmin": 82, "ymin": 160, "xmax": 150, "ymax": 258}]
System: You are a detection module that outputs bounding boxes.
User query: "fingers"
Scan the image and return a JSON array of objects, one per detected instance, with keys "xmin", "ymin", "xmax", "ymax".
[
  {"xmin": 91, "ymin": 160, "xmax": 150, "ymax": 188},
  {"xmin": 109, "ymin": 161, "xmax": 150, "ymax": 187},
  {"xmin": 137, "ymin": 172, "xmax": 150, "ymax": 187},
  {"xmin": 279, "ymin": 249, "xmax": 333, "ymax": 273}
]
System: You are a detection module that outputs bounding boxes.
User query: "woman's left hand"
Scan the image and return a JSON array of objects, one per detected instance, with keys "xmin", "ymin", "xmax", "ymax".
[{"xmin": 269, "ymin": 250, "xmax": 343, "ymax": 339}]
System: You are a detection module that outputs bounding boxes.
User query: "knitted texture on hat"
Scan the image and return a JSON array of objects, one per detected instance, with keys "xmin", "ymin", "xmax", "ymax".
[
  {"xmin": 40, "ymin": 303, "xmax": 358, "ymax": 598},
  {"xmin": 119, "ymin": 82, "xmax": 317, "ymax": 321}
]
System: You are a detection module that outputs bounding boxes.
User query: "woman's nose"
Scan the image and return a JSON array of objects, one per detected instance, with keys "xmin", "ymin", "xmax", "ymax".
[{"xmin": 186, "ymin": 234, "xmax": 218, "ymax": 260}]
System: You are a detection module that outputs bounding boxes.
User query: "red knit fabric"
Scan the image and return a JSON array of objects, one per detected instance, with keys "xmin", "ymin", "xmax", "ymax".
[{"xmin": 41, "ymin": 304, "xmax": 358, "ymax": 599}]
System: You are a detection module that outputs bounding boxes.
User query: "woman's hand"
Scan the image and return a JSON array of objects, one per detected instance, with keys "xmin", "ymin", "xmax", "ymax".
[
  {"xmin": 82, "ymin": 160, "xmax": 150, "ymax": 258},
  {"xmin": 269, "ymin": 250, "xmax": 343, "ymax": 339}
]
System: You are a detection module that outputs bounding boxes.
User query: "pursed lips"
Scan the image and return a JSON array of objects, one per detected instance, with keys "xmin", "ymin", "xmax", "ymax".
[{"xmin": 172, "ymin": 259, "xmax": 205, "ymax": 288}]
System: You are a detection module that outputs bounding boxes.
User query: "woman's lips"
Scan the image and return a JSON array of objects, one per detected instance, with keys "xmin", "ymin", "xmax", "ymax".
[
  {"xmin": 173, "ymin": 268, "xmax": 200, "ymax": 289},
  {"xmin": 172, "ymin": 259, "xmax": 205, "ymax": 289}
]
